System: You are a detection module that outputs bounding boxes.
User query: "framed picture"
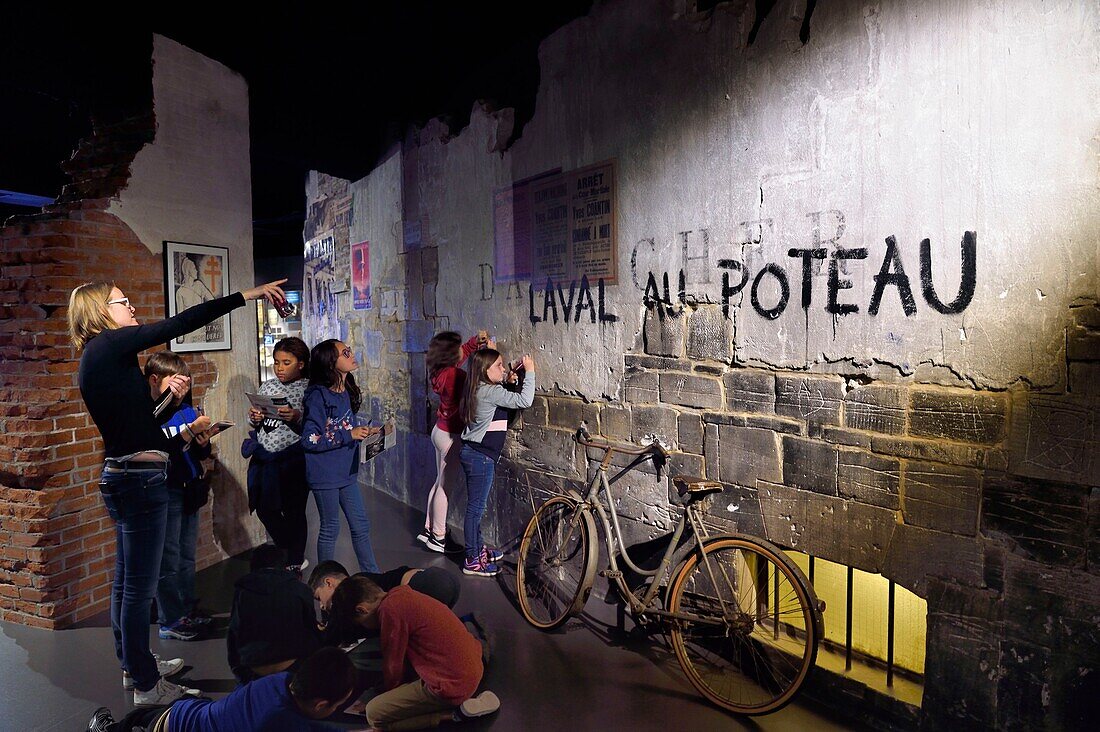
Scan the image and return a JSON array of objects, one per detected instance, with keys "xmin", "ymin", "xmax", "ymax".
[{"xmin": 164, "ymin": 241, "xmax": 232, "ymax": 352}]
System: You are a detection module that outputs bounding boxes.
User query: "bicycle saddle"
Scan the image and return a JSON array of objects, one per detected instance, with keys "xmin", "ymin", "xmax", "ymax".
[{"xmin": 672, "ymin": 476, "xmax": 723, "ymax": 500}]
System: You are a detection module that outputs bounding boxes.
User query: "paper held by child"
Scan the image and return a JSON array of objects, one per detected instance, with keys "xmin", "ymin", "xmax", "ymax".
[
  {"xmin": 245, "ymin": 391, "xmax": 290, "ymax": 418},
  {"xmin": 361, "ymin": 417, "xmax": 397, "ymax": 463}
]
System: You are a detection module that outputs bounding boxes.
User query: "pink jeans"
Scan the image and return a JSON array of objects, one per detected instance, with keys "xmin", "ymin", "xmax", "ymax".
[{"xmin": 425, "ymin": 425, "xmax": 461, "ymax": 537}]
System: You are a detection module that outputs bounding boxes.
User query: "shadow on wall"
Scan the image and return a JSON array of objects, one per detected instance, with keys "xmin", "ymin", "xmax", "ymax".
[{"xmin": 208, "ymin": 374, "xmax": 263, "ymax": 557}]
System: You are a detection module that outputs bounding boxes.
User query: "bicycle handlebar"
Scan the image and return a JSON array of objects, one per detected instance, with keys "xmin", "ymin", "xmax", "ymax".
[{"xmin": 574, "ymin": 425, "xmax": 668, "ymax": 459}]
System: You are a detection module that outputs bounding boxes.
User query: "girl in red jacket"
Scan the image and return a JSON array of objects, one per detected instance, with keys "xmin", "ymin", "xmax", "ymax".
[{"xmin": 417, "ymin": 331, "xmax": 482, "ymax": 553}]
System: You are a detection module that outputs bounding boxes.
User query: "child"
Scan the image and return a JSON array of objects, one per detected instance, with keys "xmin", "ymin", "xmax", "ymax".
[
  {"xmin": 418, "ymin": 331, "xmax": 482, "ymax": 553},
  {"xmin": 458, "ymin": 349, "xmax": 535, "ymax": 576},
  {"xmin": 227, "ymin": 544, "xmax": 322, "ymax": 684},
  {"xmin": 330, "ymin": 576, "xmax": 500, "ymax": 730},
  {"xmin": 301, "ymin": 339, "xmax": 380, "ymax": 572},
  {"xmin": 144, "ymin": 352, "xmax": 222, "ymax": 642},
  {"xmin": 247, "ymin": 336, "xmax": 311, "ymax": 571},
  {"xmin": 87, "ymin": 646, "xmax": 357, "ymax": 732},
  {"xmin": 308, "ymin": 561, "xmax": 461, "ymax": 620}
]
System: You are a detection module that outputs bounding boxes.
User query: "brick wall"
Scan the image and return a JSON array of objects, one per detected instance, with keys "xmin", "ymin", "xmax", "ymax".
[{"xmin": 0, "ymin": 112, "xmax": 227, "ymax": 629}]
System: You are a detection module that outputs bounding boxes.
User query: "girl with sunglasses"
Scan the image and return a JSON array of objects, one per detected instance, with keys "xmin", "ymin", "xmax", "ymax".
[{"xmin": 301, "ymin": 339, "xmax": 381, "ymax": 572}]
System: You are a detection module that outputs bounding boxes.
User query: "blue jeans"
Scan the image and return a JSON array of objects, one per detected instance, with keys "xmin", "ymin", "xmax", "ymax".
[
  {"xmin": 99, "ymin": 464, "xmax": 169, "ymax": 692},
  {"xmin": 179, "ymin": 509, "xmax": 198, "ymax": 611},
  {"xmin": 313, "ymin": 481, "xmax": 379, "ymax": 573},
  {"xmin": 459, "ymin": 445, "xmax": 496, "ymax": 560},
  {"xmin": 156, "ymin": 486, "xmax": 186, "ymax": 627},
  {"xmin": 156, "ymin": 486, "xmax": 200, "ymax": 624}
]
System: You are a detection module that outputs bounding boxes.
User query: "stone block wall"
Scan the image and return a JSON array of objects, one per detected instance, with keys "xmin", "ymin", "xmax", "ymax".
[{"xmin": 307, "ymin": 1, "xmax": 1100, "ymax": 727}]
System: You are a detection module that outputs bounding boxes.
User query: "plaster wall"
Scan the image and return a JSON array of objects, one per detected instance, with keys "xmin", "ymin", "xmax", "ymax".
[
  {"xmin": 110, "ymin": 34, "xmax": 262, "ymax": 556},
  {"xmin": 310, "ymin": 0, "xmax": 1099, "ymax": 727},
  {"xmin": 426, "ymin": 0, "xmax": 1098, "ymax": 393}
]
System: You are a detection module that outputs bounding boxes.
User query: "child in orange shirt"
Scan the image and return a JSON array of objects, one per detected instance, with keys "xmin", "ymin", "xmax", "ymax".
[{"xmin": 330, "ymin": 576, "xmax": 499, "ymax": 730}]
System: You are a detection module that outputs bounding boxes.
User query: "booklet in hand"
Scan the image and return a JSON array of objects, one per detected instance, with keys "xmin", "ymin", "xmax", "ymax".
[
  {"xmin": 246, "ymin": 391, "xmax": 289, "ymax": 419},
  {"xmin": 361, "ymin": 417, "xmax": 396, "ymax": 463}
]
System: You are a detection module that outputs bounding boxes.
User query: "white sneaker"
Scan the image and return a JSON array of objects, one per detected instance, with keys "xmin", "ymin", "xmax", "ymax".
[
  {"xmin": 133, "ymin": 677, "xmax": 201, "ymax": 706},
  {"xmin": 122, "ymin": 654, "xmax": 184, "ymax": 689},
  {"xmin": 457, "ymin": 690, "xmax": 501, "ymax": 720}
]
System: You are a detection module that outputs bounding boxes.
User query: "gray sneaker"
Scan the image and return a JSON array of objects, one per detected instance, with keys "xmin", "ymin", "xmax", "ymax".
[
  {"xmin": 123, "ymin": 654, "xmax": 184, "ymax": 689},
  {"xmin": 133, "ymin": 677, "xmax": 201, "ymax": 707}
]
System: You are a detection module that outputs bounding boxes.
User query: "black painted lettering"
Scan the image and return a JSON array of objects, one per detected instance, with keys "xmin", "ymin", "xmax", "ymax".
[
  {"xmin": 787, "ymin": 248, "xmax": 827, "ymax": 309},
  {"xmin": 643, "ymin": 271, "xmax": 663, "ymax": 307},
  {"xmin": 575, "ymin": 276, "xmax": 596, "ymax": 323},
  {"xmin": 751, "ymin": 263, "xmax": 790, "ymax": 320},
  {"xmin": 920, "ymin": 232, "xmax": 977, "ymax": 315},
  {"xmin": 557, "ymin": 280, "xmax": 577, "ymax": 321},
  {"xmin": 528, "ymin": 285, "xmax": 542, "ymax": 324},
  {"xmin": 827, "ymin": 248, "xmax": 868, "ymax": 315},
  {"xmin": 718, "ymin": 259, "xmax": 749, "ymax": 320},
  {"xmin": 542, "ymin": 278, "xmax": 559, "ymax": 324},
  {"xmin": 598, "ymin": 278, "xmax": 618, "ymax": 322},
  {"xmin": 869, "ymin": 236, "xmax": 916, "ymax": 316}
]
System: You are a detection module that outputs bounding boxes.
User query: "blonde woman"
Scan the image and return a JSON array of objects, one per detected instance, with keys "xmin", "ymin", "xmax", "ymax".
[{"xmin": 69, "ymin": 277, "xmax": 286, "ymax": 706}]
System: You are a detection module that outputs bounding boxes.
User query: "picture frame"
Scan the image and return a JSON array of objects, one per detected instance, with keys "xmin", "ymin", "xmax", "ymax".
[{"xmin": 164, "ymin": 240, "xmax": 232, "ymax": 352}]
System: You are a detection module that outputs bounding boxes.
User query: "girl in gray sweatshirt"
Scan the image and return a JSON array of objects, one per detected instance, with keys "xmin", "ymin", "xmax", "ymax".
[{"xmin": 457, "ymin": 349, "xmax": 536, "ymax": 575}]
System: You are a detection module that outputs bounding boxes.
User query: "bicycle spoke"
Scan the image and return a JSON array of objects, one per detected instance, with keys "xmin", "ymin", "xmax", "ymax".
[
  {"xmin": 669, "ymin": 538, "xmax": 819, "ymax": 715},
  {"xmin": 517, "ymin": 497, "xmax": 593, "ymax": 629}
]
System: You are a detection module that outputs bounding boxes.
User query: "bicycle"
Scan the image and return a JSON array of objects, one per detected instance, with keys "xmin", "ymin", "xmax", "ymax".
[{"xmin": 515, "ymin": 426, "xmax": 825, "ymax": 715}]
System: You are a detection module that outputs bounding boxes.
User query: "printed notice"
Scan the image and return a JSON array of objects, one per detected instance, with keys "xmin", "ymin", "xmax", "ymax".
[
  {"xmin": 568, "ymin": 161, "xmax": 616, "ymax": 284},
  {"xmin": 530, "ymin": 173, "xmax": 570, "ymax": 283}
]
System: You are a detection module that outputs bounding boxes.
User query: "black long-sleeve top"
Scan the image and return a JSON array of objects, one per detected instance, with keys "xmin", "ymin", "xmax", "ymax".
[{"xmin": 77, "ymin": 292, "xmax": 245, "ymax": 459}]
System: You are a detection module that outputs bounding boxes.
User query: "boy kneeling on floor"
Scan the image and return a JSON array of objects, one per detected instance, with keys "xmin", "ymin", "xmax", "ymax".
[
  {"xmin": 88, "ymin": 646, "xmax": 356, "ymax": 732},
  {"xmin": 330, "ymin": 576, "xmax": 499, "ymax": 731}
]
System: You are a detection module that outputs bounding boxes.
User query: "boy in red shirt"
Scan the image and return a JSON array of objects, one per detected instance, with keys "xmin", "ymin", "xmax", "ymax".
[{"xmin": 330, "ymin": 576, "xmax": 499, "ymax": 730}]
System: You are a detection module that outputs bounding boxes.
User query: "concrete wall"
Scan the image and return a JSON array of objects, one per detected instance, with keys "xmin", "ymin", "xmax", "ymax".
[{"xmin": 308, "ymin": 1, "xmax": 1099, "ymax": 727}]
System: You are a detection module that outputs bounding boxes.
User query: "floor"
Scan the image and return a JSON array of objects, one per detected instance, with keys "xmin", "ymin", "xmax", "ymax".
[{"xmin": 0, "ymin": 487, "xmax": 866, "ymax": 732}]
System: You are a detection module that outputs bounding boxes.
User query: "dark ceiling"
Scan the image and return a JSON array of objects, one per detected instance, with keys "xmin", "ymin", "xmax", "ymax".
[{"xmin": 1, "ymin": 2, "xmax": 593, "ymax": 257}]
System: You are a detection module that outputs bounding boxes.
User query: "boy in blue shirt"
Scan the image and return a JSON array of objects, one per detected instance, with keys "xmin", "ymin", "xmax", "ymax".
[
  {"xmin": 87, "ymin": 647, "xmax": 357, "ymax": 731},
  {"xmin": 144, "ymin": 352, "xmax": 220, "ymax": 642}
]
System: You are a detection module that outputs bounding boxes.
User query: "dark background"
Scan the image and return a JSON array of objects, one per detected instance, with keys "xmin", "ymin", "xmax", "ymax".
[{"xmin": 1, "ymin": 2, "xmax": 593, "ymax": 257}]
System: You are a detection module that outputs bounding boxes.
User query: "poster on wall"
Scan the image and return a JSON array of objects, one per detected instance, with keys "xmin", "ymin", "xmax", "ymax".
[
  {"xmin": 567, "ymin": 160, "xmax": 616, "ymax": 284},
  {"xmin": 352, "ymin": 240, "xmax": 372, "ymax": 310},
  {"xmin": 164, "ymin": 241, "xmax": 231, "ymax": 352},
  {"xmin": 497, "ymin": 162, "xmax": 616, "ymax": 286},
  {"xmin": 332, "ymin": 194, "xmax": 352, "ymax": 293},
  {"xmin": 303, "ymin": 231, "xmax": 340, "ymax": 343},
  {"xmin": 492, "ymin": 169, "xmax": 560, "ymax": 283},
  {"xmin": 529, "ymin": 172, "xmax": 570, "ymax": 284}
]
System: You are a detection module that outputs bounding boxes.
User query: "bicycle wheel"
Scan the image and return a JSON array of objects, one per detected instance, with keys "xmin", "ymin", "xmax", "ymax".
[
  {"xmin": 516, "ymin": 496, "xmax": 596, "ymax": 630},
  {"xmin": 667, "ymin": 536, "xmax": 820, "ymax": 715}
]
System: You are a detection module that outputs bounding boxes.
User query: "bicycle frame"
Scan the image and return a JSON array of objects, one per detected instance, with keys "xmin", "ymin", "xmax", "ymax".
[{"xmin": 577, "ymin": 444, "xmax": 726, "ymax": 627}]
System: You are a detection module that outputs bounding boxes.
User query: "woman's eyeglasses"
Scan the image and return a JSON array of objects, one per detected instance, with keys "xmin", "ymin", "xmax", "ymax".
[{"xmin": 106, "ymin": 297, "xmax": 133, "ymax": 309}]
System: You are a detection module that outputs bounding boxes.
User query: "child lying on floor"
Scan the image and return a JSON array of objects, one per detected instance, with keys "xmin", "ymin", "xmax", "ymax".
[{"xmin": 87, "ymin": 647, "xmax": 357, "ymax": 732}]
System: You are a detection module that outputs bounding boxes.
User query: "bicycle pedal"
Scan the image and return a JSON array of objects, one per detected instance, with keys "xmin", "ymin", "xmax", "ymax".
[{"xmin": 599, "ymin": 570, "xmax": 624, "ymax": 579}]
